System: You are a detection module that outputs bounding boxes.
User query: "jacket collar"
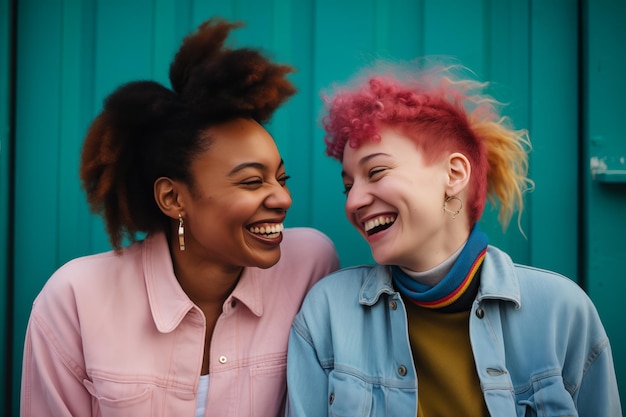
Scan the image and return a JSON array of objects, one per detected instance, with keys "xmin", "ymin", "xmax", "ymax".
[
  {"xmin": 476, "ymin": 246, "xmax": 521, "ymax": 308},
  {"xmin": 229, "ymin": 267, "xmax": 264, "ymax": 317},
  {"xmin": 360, "ymin": 264, "xmax": 396, "ymax": 306},
  {"xmin": 143, "ymin": 232, "xmax": 195, "ymax": 333},
  {"xmin": 358, "ymin": 246, "xmax": 521, "ymax": 308},
  {"xmin": 142, "ymin": 232, "xmax": 264, "ymax": 334}
]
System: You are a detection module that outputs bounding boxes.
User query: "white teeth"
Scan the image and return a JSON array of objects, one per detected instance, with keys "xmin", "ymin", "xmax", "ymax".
[
  {"xmin": 249, "ymin": 223, "xmax": 284, "ymax": 236},
  {"xmin": 364, "ymin": 215, "xmax": 396, "ymax": 232}
]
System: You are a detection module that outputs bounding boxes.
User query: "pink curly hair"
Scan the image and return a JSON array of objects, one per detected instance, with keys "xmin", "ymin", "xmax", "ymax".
[{"xmin": 322, "ymin": 62, "xmax": 533, "ymax": 228}]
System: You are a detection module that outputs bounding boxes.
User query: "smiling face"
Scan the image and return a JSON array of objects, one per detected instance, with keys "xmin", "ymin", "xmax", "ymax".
[
  {"xmin": 341, "ymin": 126, "xmax": 469, "ymax": 271},
  {"xmin": 178, "ymin": 118, "xmax": 292, "ymax": 270}
]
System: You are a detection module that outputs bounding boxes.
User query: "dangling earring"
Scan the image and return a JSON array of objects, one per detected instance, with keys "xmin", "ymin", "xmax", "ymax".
[
  {"xmin": 178, "ymin": 214, "xmax": 185, "ymax": 251},
  {"xmin": 443, "ymin": 196, "xmax": 463, "ymax": 219}
]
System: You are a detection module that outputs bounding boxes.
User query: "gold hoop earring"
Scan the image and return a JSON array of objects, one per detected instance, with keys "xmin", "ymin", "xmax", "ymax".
[
  {"xmin": 178, "ymin": 214, "xmax": 185, "ymax": 251},
  {"xmin": 443, "ymin": 196, "xmax": 463, "ymax": 219}
]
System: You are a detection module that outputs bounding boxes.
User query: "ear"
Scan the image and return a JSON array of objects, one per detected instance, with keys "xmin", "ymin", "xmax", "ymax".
[
  {"xmin": 445, "ymin": 153, "xmax": 471, "ymax": 196},
  {"xmin": 154, "ymin": 176, "xmax": 184, "ymax": 219}
]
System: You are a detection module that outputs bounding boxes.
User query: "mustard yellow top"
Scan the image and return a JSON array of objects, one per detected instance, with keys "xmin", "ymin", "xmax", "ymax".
[{"xmin": 404, "ymin": 302, "xmax": 489, "ymax": 417}]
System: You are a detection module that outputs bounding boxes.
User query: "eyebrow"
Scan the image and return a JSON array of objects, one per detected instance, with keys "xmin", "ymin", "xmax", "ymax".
[
  {"xmin": 228, "ymin": 159, "xmax": 285, "ymax": 176},
  {"xmin": 341, "ymin": 152, "xmax": 390, "ymax": 178}
]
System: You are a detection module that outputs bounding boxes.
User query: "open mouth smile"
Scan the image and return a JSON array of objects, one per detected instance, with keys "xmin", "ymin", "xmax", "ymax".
[
  {"xmin": 248, "ymin": 223, "xmax": 284, "ymax": 239},
  {"xmin": 363, "ymin": 215, "xmax": 396, "ymax": 236}
]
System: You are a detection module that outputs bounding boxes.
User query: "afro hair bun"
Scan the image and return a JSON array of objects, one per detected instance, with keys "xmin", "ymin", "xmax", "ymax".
[{"xmin": 169, "ymin": 17, "xmax": 296, "ymax": 123}]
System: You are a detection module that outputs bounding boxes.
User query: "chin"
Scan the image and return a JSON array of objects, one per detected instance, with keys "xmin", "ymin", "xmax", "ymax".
[
  {"xmin": 253, "ymin": 251, "xmax": 282, "ymax": 269},
  {"xmin": 371, "ymin": 251, "xmax": 393, "ymax": 266}
]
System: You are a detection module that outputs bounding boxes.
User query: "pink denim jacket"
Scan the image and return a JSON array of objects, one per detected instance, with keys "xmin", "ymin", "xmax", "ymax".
[{"xmin": 20, "ymin": 227, "xmax": 339, "ymax": 417}]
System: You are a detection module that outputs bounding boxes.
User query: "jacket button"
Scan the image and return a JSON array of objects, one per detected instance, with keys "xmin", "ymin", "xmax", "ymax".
[
  {"xmin": 329, "ymin": 393, "xmax": 334, "ymax": 404},
  {"xmin": 398, "ymin": 365, "xmax": 407, "ymax": 376},
  {"xmin": 475, "ymin": 308, "xmax": 484, "ymax": 319},
  {"xmin": 389, "ymin": 300, "xmax": 397, "ymax": 310},
  {"xmin": 219, "ymin": 355, "xmax": 227, "ymax": 364}
]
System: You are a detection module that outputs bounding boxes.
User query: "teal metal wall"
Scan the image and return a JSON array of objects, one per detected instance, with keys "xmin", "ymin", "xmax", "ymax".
[
  {"xmin": 583, "ymin": 0, "xmax": 626, "ymax": 408},
  {"xmin": 2, "ymin": 0, "xmax": 624, "ymax": 414},
  {"xmin": 0, "ymin": 0, "xmax": 13, "ymax": 412}
]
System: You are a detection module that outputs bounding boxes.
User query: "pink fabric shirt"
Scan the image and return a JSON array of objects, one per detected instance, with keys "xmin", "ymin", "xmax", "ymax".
[{"xmin": 20, "ymin": 227, "xmax": 339, "ymax": 417}]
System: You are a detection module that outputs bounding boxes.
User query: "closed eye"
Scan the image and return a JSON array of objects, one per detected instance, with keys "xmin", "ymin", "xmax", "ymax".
[
  {"xmin": 278, "ymin": 175, "xmax": 291, "ymax": 186},
  {"xmin": 241, "ymin": 175, "xmax": 291, "ymax": 188},
  {"xmin": 369, "ymin": 167, "xmax": 387, "ymax": 178},
  {"xmin": 240, "ymin": 178, "xmax": 263, "ymax": 187}
]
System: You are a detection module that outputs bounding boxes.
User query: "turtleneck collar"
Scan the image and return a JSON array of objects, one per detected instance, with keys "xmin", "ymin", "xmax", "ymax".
[{"xmin": 392, "ymin": 225, "xmax": 488, "ymax": 313}]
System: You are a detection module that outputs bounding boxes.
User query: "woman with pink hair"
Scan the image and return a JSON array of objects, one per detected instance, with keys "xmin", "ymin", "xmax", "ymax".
[{"xmin": 285, "ymin": 61, "xmax": 621, "ymax": 416}]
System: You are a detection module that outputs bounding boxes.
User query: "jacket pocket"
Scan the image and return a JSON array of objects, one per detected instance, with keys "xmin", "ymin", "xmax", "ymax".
[
  {"xmin": 328, "ymin": 371, "xmax": 373, "ymax": 417},
  {"xmin": 515, "ymin": 374, "xmax": 578, "ymax": 417},
  {"xmin": 83, "ymin": 379, "xmax": 154, "ymax": 417},
  {"xmin": 250, "ymin": 359, "xmax": 288, "ymax": 417}
]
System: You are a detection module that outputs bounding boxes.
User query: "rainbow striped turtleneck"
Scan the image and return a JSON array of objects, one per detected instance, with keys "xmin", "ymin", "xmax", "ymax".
[{"xmin": 392, "ymin": 225, "xmax": 488, "ymax": 313}]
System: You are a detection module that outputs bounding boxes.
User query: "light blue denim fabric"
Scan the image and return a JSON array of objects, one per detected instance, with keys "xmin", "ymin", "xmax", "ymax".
[{"xmin": 286, "ymin": 246, "xmax": 622, "ymax": 417}]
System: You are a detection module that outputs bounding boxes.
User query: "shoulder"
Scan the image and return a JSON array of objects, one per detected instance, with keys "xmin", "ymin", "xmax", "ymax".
[
  {"xmin": 490, "ymin": 248, "xmax": 604, "ymax": 326},
  {"xmin": 33, "ymin": 243, "xmax": 144, "ymax": 312},
  {"xmin": 513, "ymin": 264, "xmax": 605, "ymax": 330},
  {"xmin": 485, "ymin": 247, "xmax": 609, "ymax": 342},
  {"xmin": 303, "ymin": 265, "xmax": 380, "ymax": 306},
  {"xmin": 40, "ymin": 251, "xmax": 118, "ymax": 294},
  {"xmin": 511, "ymin": 265, "xmax": 611, "ymax": 366},
  {"xmin": 293, "ymin": 265, "xmax": 384, "ymax": 337},
  {"xmin": 282, "ymin": 227, "xmax": 337, "ymax": 254},
  {"xmin": 312, "ymin": 264, "xmax": 378, "ymax": 287},
  {"xmin": 257, "ymin": 228, "xmax": 339, "ymax": 291},
  {"xmin": 486, "ymin": 245, "xmax": 589, "ymax": 301},
  {"xmin": 280, "ymin": 227, "xmax": 340, "ymax": 267},
  {"xmin": 484, "ymin": 246, "xmax": 600, "ymax": 317},
  {"xmin": 513, "ymin": 263, "xmax": 590, "ymax": 302}
]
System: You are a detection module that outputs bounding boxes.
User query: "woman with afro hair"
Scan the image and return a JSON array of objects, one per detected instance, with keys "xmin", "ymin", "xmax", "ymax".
[
  {"xmin": 285, "ymin": 61, "xmax": 621, "ymax": 416},
  {"xmin": 20, "ymin": 18, "xmax": 339, "ymax": 417}
]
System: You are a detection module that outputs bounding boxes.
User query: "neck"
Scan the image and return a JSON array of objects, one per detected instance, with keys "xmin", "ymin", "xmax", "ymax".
[
  {"xmin": 169, "ymin": 243, "xmax": 242, "ymax": 306},
  {"xmin": 177, "ymin": 265, "xmax": 241, "ymax": 306},
  {"xmin": 404, "ymin": 221, "xmax": 472, "ymax": 272},
  {"xmin": 400, "ymin": 243, "xmax": 464, "ymax": 286}
]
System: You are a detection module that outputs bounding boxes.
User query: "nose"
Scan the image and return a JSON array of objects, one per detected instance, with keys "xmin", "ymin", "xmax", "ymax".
[
  {"xmin": 344, "ymin": 181, "xmax": 372, "ymax": 215},
  {"xmin": 265, "ymin": 183, "xmax": 292, "ymax": 211}
]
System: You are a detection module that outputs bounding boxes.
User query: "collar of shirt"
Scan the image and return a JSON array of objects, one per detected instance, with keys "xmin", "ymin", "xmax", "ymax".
[{"xmin": 142, "ymin": 232, "xmax": 264, "ymax": 333}]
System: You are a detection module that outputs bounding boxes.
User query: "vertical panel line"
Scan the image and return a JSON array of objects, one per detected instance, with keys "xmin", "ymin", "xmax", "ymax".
[
  {"xmin": 526, "ymin": 0, "xmax": 533, "ymax": 249},
  {"xmin": 577, "ymin": 0, "xmax": 586, "ymax": 291},
  {"xmin": 5, "ymin": 0, "xmax": 17, "ymax": 414},
  {"xmin": 308, "ymin": 0, "xmax": 318, "ymax": 222}
]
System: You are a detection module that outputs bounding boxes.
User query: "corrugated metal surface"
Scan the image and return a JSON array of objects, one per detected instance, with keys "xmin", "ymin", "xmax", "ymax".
[
  {"xmin": 0, "ymin": 0, "xmax": 13, "ymax": 412},
  {"xmin": 583, "ymin": 0, "xmax": 626, "ymax": 408}
]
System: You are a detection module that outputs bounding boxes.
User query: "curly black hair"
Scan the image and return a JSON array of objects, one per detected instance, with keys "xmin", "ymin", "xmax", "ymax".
[{"xmin": 79, "ymin": 17, "xmax": 296, "ymax": 250}]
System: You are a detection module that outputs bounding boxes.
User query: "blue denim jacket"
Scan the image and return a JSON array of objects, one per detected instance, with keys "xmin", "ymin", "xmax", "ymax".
[{"xmin": 286, "ymin": 246, "xmax": 622, "ymax": 417}]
